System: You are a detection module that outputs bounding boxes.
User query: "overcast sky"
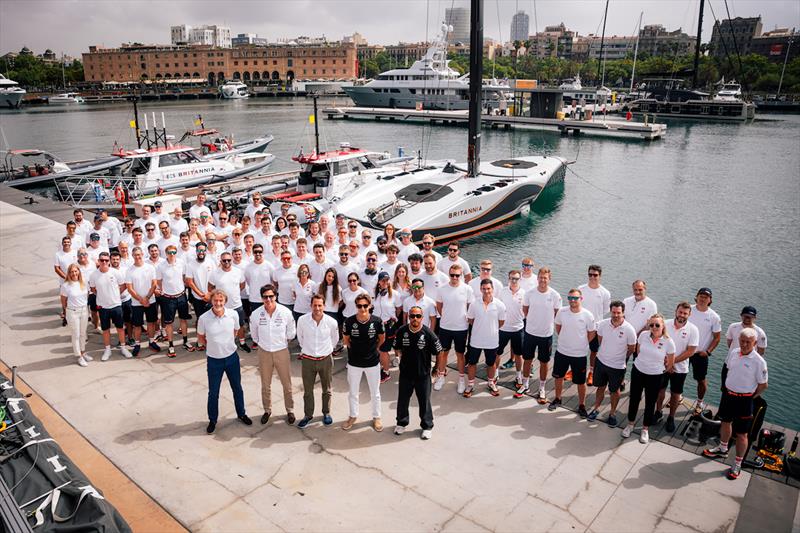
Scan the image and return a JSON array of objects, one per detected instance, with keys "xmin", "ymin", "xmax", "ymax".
[{"xmin": 1, "ymin": 0, "xmax": 798, "ymax": 57}]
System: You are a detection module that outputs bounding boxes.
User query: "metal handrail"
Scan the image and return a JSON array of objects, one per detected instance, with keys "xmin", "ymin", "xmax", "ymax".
[{"xmin": 54, "ymin": 174, "xmax": 142, "ymax": 208}]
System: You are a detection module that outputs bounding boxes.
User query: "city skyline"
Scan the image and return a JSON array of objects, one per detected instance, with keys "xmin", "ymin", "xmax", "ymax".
[{"xmin": 1, "ymin": 0, "xmax": 798, "ymax": 57}]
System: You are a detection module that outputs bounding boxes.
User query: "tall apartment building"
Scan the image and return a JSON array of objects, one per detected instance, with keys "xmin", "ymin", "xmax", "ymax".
[
  {"xmin": 445, "ymin": 7, "xmax": 470, "ymax": 44},
  {"xmin": 83, "ymin": 41, "xmax": 358, "ymax": 84},
  {"xmin": 750, "ymin": 28, "xmax": 799, "ymax": 63},
  {"xmin": 170, "ymin": 24, "xmax": 231, "ymax": 48},
  {"xmin": 528, "ymin": 23, "xmax": 580, "ymax": 59},
  {"xmin": 510, "ymin": 11, "xmax": 529, "ymax": 43},
  {"xmin": 709, "ymin": 16, "xmax": 762, "ymax": 58},
  {"xmin": 637, "ymin": 25, "xmax": 696, "ymax": 57},
  {"xmin": 586, "ymin": 35, "xmax": 636, "ymax": 60}
]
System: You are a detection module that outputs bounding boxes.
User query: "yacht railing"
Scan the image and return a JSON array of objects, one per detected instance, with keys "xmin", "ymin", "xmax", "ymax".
[{"xmin": 55, "ymin": 174, "xmax": 142, "ymax": 208}]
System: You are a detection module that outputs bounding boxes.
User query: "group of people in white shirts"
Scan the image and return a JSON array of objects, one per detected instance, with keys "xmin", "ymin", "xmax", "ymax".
[{"xmin": 53, "ymin": 199, "xmax": 769, "ymax": 479}]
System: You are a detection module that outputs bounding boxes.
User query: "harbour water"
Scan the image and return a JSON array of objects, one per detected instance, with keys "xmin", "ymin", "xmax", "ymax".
[{"xmin": 1, "ymin": 99, "xmax": 798, "ymax": 430}]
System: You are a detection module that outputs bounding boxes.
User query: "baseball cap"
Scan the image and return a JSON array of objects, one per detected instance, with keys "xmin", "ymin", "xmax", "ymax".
[
  {"xmin": 378, "ymin": 271, "xmax": 390, "ymax": 281},
  {"xmin": 93, "ymin": 213, "xmax": 102, "ymax": 220},
  {"xmin": 153, "ymin": 200, "xmax": 162, "ymax": 207},
  {"xmin": 89, "ymin": 232, "xmax": 100, "ymax": 240},
  {"xmin": 740, "ymin": 306, "xmax": 757, "ymax": 317},
  {"xmin": 376, "ymin": 236, "xmax": 387, "ymax": 243},
  {"xmin": 697, "ymin": 287, "xmax": 712, "ymax": 297}
]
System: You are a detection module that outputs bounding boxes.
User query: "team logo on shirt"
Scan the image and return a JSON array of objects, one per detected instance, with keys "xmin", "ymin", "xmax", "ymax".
[
  {"xmin": 681, "ymin": 331, "xmax": 687, "ymax": 338},
  {"xmin": 657, "ymin": 342, "xmax": 663, "ymax": 349},
  {"xmin": 417, "ymin": 336, "xmax": 427, "ymax": 350},
  {"xmin": 618, "ymin": 331, "xmax": 625, "ymax": 338},
  {"xmin": 367, "ymin": 322, "xmax": 376, "ymax": 338},
  {"xmin": 401, "ymin": 333, "xmax": 411, "ymax": 347}
]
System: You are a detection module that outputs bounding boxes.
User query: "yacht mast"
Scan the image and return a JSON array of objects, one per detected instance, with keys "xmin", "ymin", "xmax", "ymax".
[
  {"xmin": 467, "ymin": 0, "xmax": 483, "ymax": 178},
  {"xmin": 596, "ymin": 0, "xmax": 609, "ymax": 85},
  {"xmin": 692, "ymin": 0, "xmax": 705, "ymax": 88},
  {"xmin": 777, "ymin": 33, "xmax": 794, "ymax": 97},
  {"xmin": 312, "ymin": 95, "xmax": 320, "ymax": 155},
  {"xmin": 630, "ymin": 12, "xmax": 643, "ymax": 93}
]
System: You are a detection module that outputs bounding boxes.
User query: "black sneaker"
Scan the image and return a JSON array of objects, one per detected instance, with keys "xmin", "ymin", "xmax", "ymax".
[
  {"xmin": 206, "ymin": 421, "xmax": 216, "ymax": 434},
  {"xmin": 131, "ymin": 345, "xmax": 141, "ymax": 358},
  {"xmin": 653, "ymin": 410, "xmax": 664, "ymax": 424},
  {"xmin": 239, "ymin": 342, "xmax": 252, "ymax": 353},
  {"xmin": 547, "ymin": 398, "xmax": 562, "ymax": 411},
  {"xmin": 261, "ymin": 412, "xmax": 271, "ymax": 425},
  {"xmin": 238, "ymin": 415, "xmax": 253, "ymax": 426},
  {"xmin": 665, "ymin": 416, "xmax": 676, "ymax": 433},
  {"xmin": 577, "ymin": 404, "xmax": 588, "ymax": 418}
]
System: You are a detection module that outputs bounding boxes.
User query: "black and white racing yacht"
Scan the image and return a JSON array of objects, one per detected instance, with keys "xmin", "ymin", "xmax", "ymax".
[{"xmin": 334, "ymin": 0, "xmax": 567, "ymax": 242}]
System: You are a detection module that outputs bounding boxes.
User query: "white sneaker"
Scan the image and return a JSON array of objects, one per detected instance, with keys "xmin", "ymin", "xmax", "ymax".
[
  {"xmin": 393, "ymin": 425, "xmax": 405, "ymax": 435},
  {"xmin": 433, "ymin": 374, "xmax": 445, "ymax": 391},
  {"xmin": 120, "ymin": 346, "xmax": 133, "ymax": 359},
  {"xmin": 391, "ymin": 357, "xmax": 400, "ymax": 367},
  {"xmin": 82, "ymin": 353, "xmax": 93, "ymax": 361},
  {"xmin": 421, "ymin": 429, "xmax": 432, "ymax": 440},
  {"xmin": 457, "ymin": 376, "xmax": 466, "ymax": 395},
  {"xmin": 621, "ymin": 424, "xmax": 633, "ymax": 438},
  {"xmin": 639, "ymin": 428, "xmax": 650, "ymax": 444},
  {"xmin": 101, "ymin": 347, "xmax": 112, "ymax": 361},
  {"xmin": 77, "ymin": 356, "xmax": 88, "ymax": 367}
]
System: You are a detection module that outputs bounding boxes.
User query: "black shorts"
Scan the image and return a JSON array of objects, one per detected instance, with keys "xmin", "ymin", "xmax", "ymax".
[
  {"xmin": 88, "ymin": 293, "xmax": 98, "ymax": 312},
  {"xmin": 248, "ymin": 299, "xmax": 263, "ymax": 315},
  {"xmin": 552, "ymin": 351, "xmax": 587, "ymax": 384},
  {"xmin": 523, "ymin": 333, "xmax": 553, "ymax": 362},
  {"xmin": 466, "ymin": 346, "xmax": 498, "ymax": 367},
  {"xmin": 689, "ymin": 353, "xmax": 709, "ymax": 381},
  {"xmin": 589, "ymin": 335, "xmax": 600, "ymax": 353},
  {"xmin": 158, "ymin": 295, "xmax": 191, "ymax": 324},
  {"xmin": 660, "ymin": 371, "xmax": 688, "ymax": 394},
  {"xmin": 593, "ymin": 359, "xmax": 625, "ymax": 393},
  {"xmin": 131, "ymin": 304, "xmax": 159, "ymax": 327},
  {"xmin": 498, "ymin": 329, "xmax": 523, "ymax": 356},
  {"xmin": 718, "ymin": 392, "xmax": 754, "ymax": 434},
  {"xmin": 121, "ymin": 299, "xmax": 132, "ymax": 323},
  {"xmin": 190, "ymin": 295, "xmax": 210, "ymax": 319},
  {"xmin": 380, "ymin": 320, "xmax": 398, "ymax": 352},
  {"xmin": 98, "ymin": 306, "xmax": 123, "ymax": 330},
  {"xmin": 439, "ymin": 328, "xmax": 468, "ymax": 353},
  {"xmin": 233, "ymin": 306, "xmax": 245, "ymax": 327},
  {"xmin": 242, "ymin": 298, "xmax": 252, "ymax": 319}
]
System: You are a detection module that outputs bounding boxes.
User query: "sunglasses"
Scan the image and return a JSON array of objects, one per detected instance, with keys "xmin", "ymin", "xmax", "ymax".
[
  {"xmin": 481, "ymin": 268, "xmax": 491, "ymax": 272},
  {"xmin": 262, "ymin": 294, "xmax": 276, "ymax": 300},
  {"xmin": 588, "ymin": 273, "xmax": 600, "ymax": 277},
  {"xmin": 567, "ymin": 296, "xmax": 580, "ymax": 301},
  {"xmin": 78, "ymin": 253, "xmax": 88, "ymax": 256},
  {"xmin": 367, "ymin": 258, "xmax": 376, "ymax": 262},
  {"xmin": 422, "ymin": 242, "xmax": 433, "ymax": 246},
  {"xmin": 356, "ymin": 304, "xmax": 370, "ymax": 309},
  {"xmin": 510, "ymin": 277, "xmax": 521, "ymax": 281},
  {"xmin": 221, "ymin": 259, "xmax": 232, "ymax": 263},
  {"xmin": 449, "ymin": 273, "xmax": 460, "ymax": 278},
  {"xmin": 448, "ymin": 248, "xmax": 458, "ymax": 252},
  {"xmin": 253, "ymin": 250, "xmax": 263, "ymax": 254},
  {"xmin": 522, "ymin": 263, "xmax": 533, "ymax": 268},
  {"xmin": 348, "ymin": 279, "xmax": 358, "ymax": 283},
  {"xmin": 409, "ymin": 313, "xmax": 423, "ymax": 319},
  {"xmin": 348, "ymin": 225, "xmax": 357, "ymax": 229},
  {"xmin": 411, "ymin": 285, "xmax": 423, "ymax": 290},
  {"xmin": 99, "ymin": 259, "xmax": 110, "ymax": 263},
  {"xmin": 363, "ymin": 235, "xmax": 372, "ymax": 239},
  {"xmin": 167, "ymin": 250, "xmax": 177, "ymax": 255},
  {"xmin": 649, "ymin": 323, "xmax": 662, "ymax": 329},
  {"xmin": 340, "ymin": 253, "xmax": 349, "ymax": 257}
]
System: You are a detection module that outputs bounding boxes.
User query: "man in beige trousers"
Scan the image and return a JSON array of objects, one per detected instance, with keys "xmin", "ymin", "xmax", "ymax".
[{"xmin": 249, "ymin": 284, "xmax": 297, "ymax": 425}]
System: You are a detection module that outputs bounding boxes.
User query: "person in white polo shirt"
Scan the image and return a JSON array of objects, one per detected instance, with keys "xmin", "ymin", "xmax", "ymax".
[
  {"xmin": 125, "ymin": 246, "xmax": 160, "ymax": 356},
  {"xmin": 157, "ymin": 220, "xmax": 180, "ymax": 258},
  {"xmin": 296, "ymin": 294, "xmax": 340, "ymax": 428},
  {"xmin": 244, "ymin": 244, "xmax": 275, "ymax": 316},
  {"xmin": 54, "ymin": 236, "xmax": 77, "ymax": 287},
  {"xmin": 435, "ymin": 263, "xmax": 474, "ymax": 393},
  {"xmin": 468, "ymin": 259, "xmax": 503, "ymax": 297},
  {"xmin": 688, "ymin": 287, "xmax": 722, "ymax": 413},
  {"xmin": 89, "ymin": 251, "xmax": 133, "ymax": 361},
  {"xmin": 419, "ymin": 234, "xmax": 442, "ymax": 263},
  {"xmin": 521, "ymin": 267, "xmax": 562, "ymax": 404},
  {"xmin": 156, "ymin": 245, "xmax": 191, "ymax": 357},
  {"xmin": 464, "ymin": 279, "xmax": 506, "ymax": 398},
  {"xmin": 402, "ymin": 279, "xmax": 437, "ymax": 330},
  {"xmin": 549, "ymin": 288, "xmax": 596, "ymax": 417},
  {"xmin": 309, "ymin": 243, "xmax": 335, "ymax": 283},
  {"xmin": 622, "ymin": 313, "xmax": 675, "ymax": 444},
  {"xmin": 497, "ymin": 270, "xmax": 526, "ymax": 388},
  {"xmin": 208, "ymin": 251, "xmax": 249, "ymax": 352},
  {"xmin": 623, "ymin": 280, "xmax": 658, "ymax": 336},
  {"xmin": 726, "ymin": 306, "xmax": 767, "ymax": 355},
  {"xmin": 578, "ymin": 264, "xmax": 611, "ymax": 387},
  {"xmin": 169, "ymin": 207, "xmax": 189, "ymax": 236},
  {"xmin": 189, "ymin": 192, "xmax": 211, "ymax": 222},
  {"xmin": 703, "ymin": 328, "xmax": 768, "ymax": 480},
  {"xmin": 587, "ymin": 300, "xmax": 636, "ymax": 426},
  {"xmin": 657, "ymin": 302, "xmax": 699, "ymax": 433},
  {"xmin": 197, "ymin": 289, "xmax": 252, "ymax": 434},
  {"xmin": 437, "ymin": 241, "xmax": 472, "ymax": 283},
  {"xmin": 419, "ymin": 253, "xmax": 448, "ymax": 302},
  {"xmin": 250, "ymin": 284, "xmax": 296, "ymax": 426}
]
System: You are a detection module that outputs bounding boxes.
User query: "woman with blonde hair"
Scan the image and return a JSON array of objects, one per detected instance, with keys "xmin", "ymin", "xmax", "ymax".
[
  {"xmin": 60, "ymin": 263, "xmax": 92, "ymax": 367},
  {"xmin": 392, "ymin": 263, "xmax": 412, "ymax": 300}
]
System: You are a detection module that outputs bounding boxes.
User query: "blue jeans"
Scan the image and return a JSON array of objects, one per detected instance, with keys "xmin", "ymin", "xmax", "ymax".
[{"xmin": 207, "ymin": 352, "xmax": 246, "ymax": 423}]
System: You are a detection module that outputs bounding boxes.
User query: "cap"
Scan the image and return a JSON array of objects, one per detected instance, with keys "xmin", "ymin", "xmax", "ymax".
[
  {"xmin": 89, "ymin": 232, "xmax": 100, "ymax": 240},
  {"xmin": 96, "ymin": 208, "xmax": 106, "ymax": 214},
  {"xmin": 376, "ymin": 236, "xmax": 387, "ymax": 243},
  {"xmin": 93, "ymin": 213, "xmax": 102, "ymax": 220},
  {"xmin": 740, "ymin": 306, "xmax": 757, "ymax": 317},
  {"xmin": 697, "ymin": 287, "xmax": 712, "ymax": 297},
  {"xmin": 335, "ymin": 213, "xmax": 345, "ymax": 219},
  {"xmin": 153, "ymin": 201, "xmax": 162, "ymax": 207},
  {"xmin": 378, "ymin": 271, "xmax": 390, "ymax": 281}
]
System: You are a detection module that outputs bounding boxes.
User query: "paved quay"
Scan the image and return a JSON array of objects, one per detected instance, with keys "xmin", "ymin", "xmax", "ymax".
[{"xmin": 1, "ymin": 198, "xmax": 798, "ymax": 532}]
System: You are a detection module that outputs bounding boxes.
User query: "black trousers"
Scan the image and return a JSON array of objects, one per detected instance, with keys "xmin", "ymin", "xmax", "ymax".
[
  {"xmin": 396, "ymin": 373, "xmax": 433, "ymax": 430},
  {"xmin": 627, "ymin": 366, "xmax": 663, "ymax": 426}
]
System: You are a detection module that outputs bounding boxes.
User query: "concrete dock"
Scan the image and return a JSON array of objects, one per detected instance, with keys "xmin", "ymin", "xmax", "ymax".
[
  {"xmin": 1, "ymin": 197, "xmax": 798, "ymax": 532},
  {"xmin": 323, "ymin": 106, "xmax": 667, "ymax": 141}
]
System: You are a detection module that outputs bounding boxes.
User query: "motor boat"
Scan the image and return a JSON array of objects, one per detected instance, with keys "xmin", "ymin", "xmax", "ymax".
[
  {"xmin": 0, "ymin": 74, "xmax": 26, "ymax": 109},
  {"xmin": 178, "ymin": 126, "xmax": 273, "ymax": 160},
  {"xmin": 54, "ymin": 145, "xmax": 275, "ymax": 203},
  {"xmin": 336, "ymin": 0, "xmax": 567, "ymax": 243},
  {"xmin": 558, "ymin": 74, "xmax": 611, "ymax": 105},
  {"xmin": 48, "ymin": 92, "xmax": 85, "ymax": 105},
  {"xmin": 219, "ymin": 80, "xmax": 249, "ymax": 99},
  {"xmin": 1, "ymin": 149, "xmax": 128, "ymax": 188},
  {"xmin": 629, "ymin": 78, "xmax": 754, "ymax": 121},
  {"xmin": 266, "ymin": 142, "xmax": 418, "ymax": 223},
  {"xmin": 344, "ymin": 23, "xmax": 511, "ymax": 111},
  {"xmin": 714, "ymin": 80, "xmax": 744, "ymax": 102}
]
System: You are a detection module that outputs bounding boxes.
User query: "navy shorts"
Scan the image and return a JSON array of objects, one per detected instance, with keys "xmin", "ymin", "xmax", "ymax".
[
  {"xmin": 552, "ymin": 351, "xmax": 587, "ymax": 385},
  {"xmin": 98, "ymin": 306, "xmax": 124, "ymax": 330},
  {"xmin": 131, "ymin": 304, "xmax": 158, "ymax": 327},
  {"xmin": 498, "ymin": 329, "xmax": 523, "ymax": 356},
  {"xmin": 689, "ymin": 353, "xmax": 709, "ymax": 381},
  {"xmin": 439, "ymin": 328, "xmax": 468, "ymax": 353},
  {"xmin": 593, "ymin": 359, "xmax": 625, "ymax": 392},
  {"xmin": 660, "ymin": 371, "xmax": 688, "ymax": 394},
  {"xmin": 523, "ymin": 333, "xmax": 553, "ymax": 362},
  {"xmin": 718, "ymin": 392, "xmax": 754, "ymax": 434},
  {"xmin": 88, "ymin": 293, "xmax": 97, "ymax": 312},
  {"xmin": 121, "ymin": 299, "xmax": 132, "ymax": 323},
  {"xmin": 467, "ymin": 346, "xmax": 498, "ymax": 367},
  {"xmin": 158, "ymin": 294, "xmax": 191, "ymax": 324},
  {"xmin": 589, "ymin": 335, "xmax": 600, "ymax": 353},
  {"xmin": 190, "ymin": 295, "xmax": 210, "ymax": 319}
]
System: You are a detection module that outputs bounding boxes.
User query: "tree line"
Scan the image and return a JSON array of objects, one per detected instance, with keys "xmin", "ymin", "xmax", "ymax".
[{"xmin": 1, "ymin": 55, "xmax": 84, "ymax": 90}]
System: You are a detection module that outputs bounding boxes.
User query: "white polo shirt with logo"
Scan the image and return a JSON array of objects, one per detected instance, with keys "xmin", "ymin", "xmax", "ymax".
[
  {"xmin": 596, "ymin": 319, "xmax": 637, "ymax": 369},
  {"xmin": 498, "ymin": 287, "xmax": 526, "ymax": 332},
  {"xmin": 665, "ymin": 319, "xmax": 700, "ymax": 374},
  {"xmin": 724, "ymin": 348, "xmax": 768, "ymax": 394},
  {"xmin": 126, "ymin": 264, "xmax": 157, "ymax": 307},
  {"xmin": 466, "ymin": 298, "xmax": 507, "ymax": 349},
  {"xmin": 89, "ymin": 269, "xmax": 123, "ymax": 309},
  {"xmin": 622, "ymin": 295, "xmax": 658, "ymax": 334},
  {"xmin": 634, "ymin": 331, "xmax": 675, "ymax": 376},
  {"xmin": 554, "ymin": 307, "xmax": 596, "ymax": 357},
  {"xmin": 198, "ymin": 308, "xmax": 239, "ymax": 359},
  {"xmin": 688, "ymin": 305, "xmax": 722, "ymax": 352}
]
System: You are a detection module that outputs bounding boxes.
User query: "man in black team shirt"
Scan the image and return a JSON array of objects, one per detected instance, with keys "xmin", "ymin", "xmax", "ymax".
[
  {"xmin": 342, "ymin": 293, "xmax": 385, "ymax": 432},
  {"xmin": 393, "ymin": 305, "xmax": 444, "ymax": 440}
]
